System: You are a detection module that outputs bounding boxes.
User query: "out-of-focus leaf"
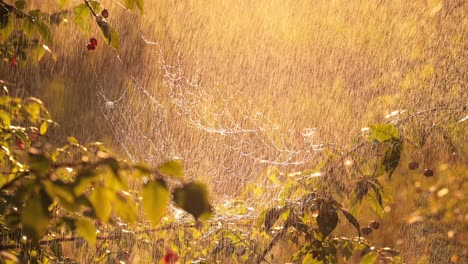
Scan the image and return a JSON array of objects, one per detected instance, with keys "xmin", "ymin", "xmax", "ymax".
[
  {"xmin": 173, "ymin": 181, "xmax": 213, "ymax": 220},
  {"xmin": 44, "ymin": 180, "xmax": 77, "ymax": 211},
  {"xmin": 158, "ymin": 160, "xmax": 184, "ymax": 178},
  {"xmin": 303, "ymin": 253, "xmax": 323, "ymax": 264},
  {"xmin": 39, "ymin": 121, "xmax": 48, "ymax": 135},
  {"xmin": 142, "ymin": 179, "xmax": 169, "ymax": 226},
  {"xmin": 28, "ymin": 149, "xmax": 51, "ymax": 177},
  {"xmin": 25, "ymin": 102, "xmax": 41, "ymax": 122},
  {"xmin": 73, "ymin": 168, "xmax": 99, "ymax": 195},
  {"xmin": 136, "ymin": 0, "xmax": 144, "ymax": 12},
  {"xmin": 21, "ymin": 190, "xmax": 52, "ymax": 242},
  {"xmin": 0, "ymin": 110, "xmax": 11, "ymax": 128},
  {"xmin": 89, "ymin": 186, "xmax": 113, "ymax": 222},
  {"xmin": 114, "ymin": 191, "xmax": 137, "ymax": 225},
  {"xmin": 360, "ymin": 252, "xmax": 378, "ymax": 264},
  {"xmin": 369, "ymin": 124, "xmax": 400, "ymax": 142},
  {"xmin": 56, "ymin": 0, "xmax": 69, "ymax": 8},
  {"xmin": 15, "ymin": 1, "xmax": 27, "ymax": 10},
  {"xmin": 73, "ymin": 3, "xmax": 91, "ymax": 34},
  {"xmin": 123, "ymin": 0, "xmax": 135, "ymax": 9},
  {"xmin": 67, "ymin": 136, "xmax": 79, "ymax": 145},
  {"xmin": 75, "ymin": 218, "xmax": 96, "ymax": 245}
]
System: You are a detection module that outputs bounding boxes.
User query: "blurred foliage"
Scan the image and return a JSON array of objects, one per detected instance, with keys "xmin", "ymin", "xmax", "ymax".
[
  {"xmin": 0, "ymin": 0, "xmax": 142, "ymax": 65},
  {"xmin": 0, "ymin": 94, "xmax": 212, "ymax": 263}
]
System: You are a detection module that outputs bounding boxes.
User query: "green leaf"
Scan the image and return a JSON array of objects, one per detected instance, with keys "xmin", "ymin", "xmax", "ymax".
[
  {"xmin": 123, "ymin": 0, "xmax": 135, "ymax": 9},
  {"xmin": 73, "ymin": 3, "xmax": 91, "ymax": 34},
  {"xmin": 96, "ymin": 18, "xmax": 120, "ymax": 50},
  {"xmin": 142, "ymin": 179, "xmax": 169, "ymax": 226},
  {"xmin": 369, "ymin": 124, "xmax": 400, "ymax": 142},
  {"xmin": 158, "ymin": 160, "xmax": 184, "ymax": 178},
  {"xmin": 89, "ymin": 186, "xmax": 113, "ymax": 222},
  {"xmin": 75, "ymin": 218, "xmax": 96, "ymax": 245},
  {"xmin": 0, "ymin": 110, "xmax": 11, "ymax": 128},
  {"xmin": 303, "ymin": 254, "xmax": 323, "ymax": 264},
  {"xmin": 0, "ymin": 15, "xmax": 13, "ymax": 41},
  {"xmin": 21, "ymin": 190, "xmax": 52, "ymax": 242},
  {"xmin": 73, "ymin": 168, "xmax": 99, "ymax": 195},
  {"xmin": 382, "ymin": 141, "xmax": 402, "ymax": 179},
  {"xmin": 25, "ymin": 102, "xmax": 41, "ymax": 122},
  {"xmin": 56, "ymin": 0, "xmax": 69, "ymax": 8},
  {"xmin": 40, "ymin": 121, "xmax": 48, "ymax": 135},
  {"xmin": 28, "ymin": 150, "xmax": 51, "ymax": 177},
  {"xmin": 361, "ymin": 252, "xmax": 378, "ymax": 264},
  {"xmin": 67, "ymin": 136, "xmax": 79, "ymax": 144},
  {"xmin": 136, "ymin": 0, "xmax": 144, "ymax": 12},
  {"xmin": 44, "ymin": 180, "xmax": 77, "ymax": 211},
  {"xmin": 316, "ymin": 202, "xmax": 338, "ymax": 238},
  {"xmin": 36, "ymin": 21, "xmax": 53, "ymax": 44},
  {"xmin": 114, "ymin": 192, "xmax": 138, "ymax": 225},
  {"xmin": 88, "ymin": 1, "xmax": 102, "ymax": 14},
  {"xmin": 15, "ymin": 1, "xmax": 27, "ymax": 10},
  {"xmin": 173, "ymin": 182, "xmax": 213, "ymax": 220}
]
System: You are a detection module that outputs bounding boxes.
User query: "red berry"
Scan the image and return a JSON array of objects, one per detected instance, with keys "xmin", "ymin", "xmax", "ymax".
[
  {"xmin": 162, "ymin": 248, "xmax": 179, "ymax": 264},
  {"xmin": 17, "ymin": 140, "xmax": 25, "ymax": 149},
  {"xmin": 87, "ymin": 43, "xmax": 96, "ymax": 50},
  {"xmin": 101, "ymin": 9, "xmax": 109, "ymax": 18},
  {"xmin": 89, "ymin": 37, "xmax": 98, "ymax": 47},
  {"xmin": 10, "ymin": 56, "xmax": 17, "ymax": 67}
]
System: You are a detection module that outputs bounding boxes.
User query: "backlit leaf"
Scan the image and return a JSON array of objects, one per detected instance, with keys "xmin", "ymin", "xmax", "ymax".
[
  {"xmin": 361, "ymin": 252, "xmax": 378, "ymax": 264},
  {"xmin": 142, "ymin": 179, "xmax": 169, "ymax": 226},
  {"xmin": 56, "ymin": 0, "xmax": 69, "ymax": 8},
  {"xmin": 114, "ymin": 192, "xmax": 138, "ymax": 225},
  {"xmin": 158, "ymin": 160, "xmax": 184, "ymax": 178},
  {"xmin": 73, "ymin": 3, "xmax": 91, "ymax": 34},
  {"xmin": 40, "ymin": 121, "xmax": 48, "ymax": 135},
  {"xmin": 89, "ymin": 186, "xmax": 113, "ymax": 222},
  {"xmin": 369, "ymin": 124, "xmax": 400, "ymax": 142},
  {"xmin": 75, "ymin": 218, "xmax": 96, "ymax": 245},
  {"xmin": 123, "ymin": 0, "xmax": 135, "ymax": 9},
  {"xmin": 96, "ymin": 17, "xmax": 119, "ymax": 50}
]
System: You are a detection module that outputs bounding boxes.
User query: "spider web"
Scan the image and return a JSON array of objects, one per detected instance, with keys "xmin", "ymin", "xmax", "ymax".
[{"xmin": 92, "ymin": 36, "xmax": 322, "ymax": 199}]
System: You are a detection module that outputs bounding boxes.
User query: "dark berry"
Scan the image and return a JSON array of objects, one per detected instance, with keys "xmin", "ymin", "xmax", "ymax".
[
  {"xmin": 423, "ymin": 169, "xmax": 434, "ymax": 177},
  {"xmin": 101, "ymin": 9, "xmax": 109, "ymax": 18},
  {"xmin": 408, "ymin": 161, "xmax": 419, "ymax": 170},
  {"xmin": 362, "ymin": 226, "xmax": 372, "ymax": 236},
  {"xmin": 89, "ymin": 37, "xmax": 98, "ymax": 47},
  {"xmin": 370, "ymin": 221, "xmax": 380, "ymax": 230},
  {"xmin": 87, "ymin": 43, "xmax": 96, "ymax": 50}
]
